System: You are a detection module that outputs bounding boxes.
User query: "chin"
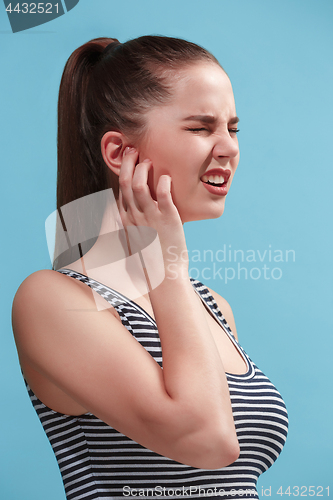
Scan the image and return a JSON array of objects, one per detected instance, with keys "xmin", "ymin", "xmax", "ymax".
[{"xmin": 181, "ymin": 203, "xmax": 226, "ymax": 223}]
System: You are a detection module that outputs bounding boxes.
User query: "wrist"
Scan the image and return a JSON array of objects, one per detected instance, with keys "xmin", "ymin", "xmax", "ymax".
[
  {"xmin": 163, "ymin": 244, "xmax": 188, "ymax": 266},
  {"xmin": 149, "ymin": 268, "xmax": 193, "ymax": 300},
  {"xmin": 164, "ymin": 262, "xmax": 189, "ymax": 281}
]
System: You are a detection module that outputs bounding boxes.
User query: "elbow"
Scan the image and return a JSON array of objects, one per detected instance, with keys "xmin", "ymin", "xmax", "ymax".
[
  {"xmin": 146, "ymin": 400, "xmax": 240, "ymax": 469},
  {"xmin": 213, "ymin": 432, "xmax": 240, "ymax": 468},
  {"xmin": 176, "ymin": 424, "xmax": 240, "ymax": 469},
  {"xmin": 196, "ymin": 430, "xmax": 240, "ymax": 469}
]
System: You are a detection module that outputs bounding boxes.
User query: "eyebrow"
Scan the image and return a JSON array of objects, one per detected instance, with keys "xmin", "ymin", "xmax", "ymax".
[{"xmin": 182, "ymin": 115, "xmax": 240, "ymax": 124}]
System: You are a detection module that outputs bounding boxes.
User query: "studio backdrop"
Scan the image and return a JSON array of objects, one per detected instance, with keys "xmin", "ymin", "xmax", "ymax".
[{"xmin": 1, "ymin": 1, "xmax": 332, "ymax": 499}]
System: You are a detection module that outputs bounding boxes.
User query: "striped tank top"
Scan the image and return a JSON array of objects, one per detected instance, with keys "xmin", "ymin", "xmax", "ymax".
[{"xmin": 25, "ymin": 269, "xmax": 288, "ymax": 500}]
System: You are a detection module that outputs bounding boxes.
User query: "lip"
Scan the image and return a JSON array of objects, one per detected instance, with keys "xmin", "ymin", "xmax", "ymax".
[{"xmin": 200, "ymin": 168, "xmax": 232, "ymax": 196}]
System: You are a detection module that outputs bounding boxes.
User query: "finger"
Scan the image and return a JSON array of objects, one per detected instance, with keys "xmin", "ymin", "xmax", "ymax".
[
  {"xmin": 118, "ymin": 188, "xmax": 126, "ymax": 213},
  {"xmin": 118, "ymin": 189, "xmax": 130, "ymax": 227},
  {"xmin": 131, "ymin": 159, "xmax": 157, "ymax": 214},
  {"xmin": 155, "ymin": 175, "xmax": 175, "ymax": 213},
  {"xmin": 119, "ymin": 147, "xmax": 138, "ymax": 210}
]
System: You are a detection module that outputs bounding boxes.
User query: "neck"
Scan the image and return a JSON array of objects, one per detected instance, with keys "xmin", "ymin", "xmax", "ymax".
[{"xmin": 62, "ymin": 199, "xmax": 154, "ymax": 307}]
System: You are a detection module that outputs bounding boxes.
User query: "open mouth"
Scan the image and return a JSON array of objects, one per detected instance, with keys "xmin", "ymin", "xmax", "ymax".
[
  {"xmin": 201, "ymin": 174, "xmax": 226, "ymax": 187},
  {"xmin": 200, "ymin": 169, "xmax": 231, "ymax": 187}
]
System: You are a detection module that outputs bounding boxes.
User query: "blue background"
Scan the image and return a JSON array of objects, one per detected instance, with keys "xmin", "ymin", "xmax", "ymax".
[{"xmin": 1, "ymin": 1, "xmax": 332, "ymax": 498}]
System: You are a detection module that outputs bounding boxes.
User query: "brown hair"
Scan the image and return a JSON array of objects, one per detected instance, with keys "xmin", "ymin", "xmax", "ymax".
[{"xmin": 54, "ymin": 35, "xmax": 220, "ymax": 269}]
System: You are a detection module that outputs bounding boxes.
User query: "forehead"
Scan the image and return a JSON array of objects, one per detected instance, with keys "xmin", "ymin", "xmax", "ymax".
[{"xmin": 150, "ymin": 62, "xmax": 236, "ymax": 122}]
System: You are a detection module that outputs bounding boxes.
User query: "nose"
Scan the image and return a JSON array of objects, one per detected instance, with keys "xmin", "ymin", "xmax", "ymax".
[{"xmin": 212, "ymin": 133, "xmax": 239, "ymax": 162}]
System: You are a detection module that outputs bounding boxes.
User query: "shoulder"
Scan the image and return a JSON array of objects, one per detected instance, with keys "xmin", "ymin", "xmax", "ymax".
[
  {"xmin": 206, "ymin": 286, "xmax": 239, "ymax": 341},
  {"xmin": 13, "ymin": 269, "xmax": 88, "ymax": 313},
  {"xmin": 14, "ymin": 269, "xmax": 71, "ymax": 300},
  {"xmin": 12, "ymin": 269, "xmax": 97, "ymax": 345},
  {"xmin": 13, "ymin": 270, "xmax": 58, "ymax": 317}
]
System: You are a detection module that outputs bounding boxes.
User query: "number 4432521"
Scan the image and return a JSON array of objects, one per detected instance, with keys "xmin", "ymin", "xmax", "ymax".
[
  {"xmin": 276, "ymin": 486, "xmax": 329, "ymax": 497},
  {"xmin": 5, "ymin": 3, "xmax": 59, "ymax": 14}
]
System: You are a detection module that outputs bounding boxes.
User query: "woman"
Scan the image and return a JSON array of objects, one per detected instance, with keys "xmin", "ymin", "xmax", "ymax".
[{"xmin": 12, "ymin": 36, "xmax": 288, "ymax": 499}]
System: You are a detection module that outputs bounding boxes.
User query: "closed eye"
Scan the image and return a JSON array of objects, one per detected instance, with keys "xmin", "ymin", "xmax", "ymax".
[
  {"xmin": 185, "ymin": 127, "xmax": 240, "ymax": 135},
  {"xmin": 185, "ymin": 127, "xmax": 209, "ymax": 132}
]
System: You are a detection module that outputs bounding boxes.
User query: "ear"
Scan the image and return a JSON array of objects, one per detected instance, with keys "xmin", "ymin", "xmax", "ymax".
[{"xmin": 101, "ymin": 131, "xmax": 132, "ymax": 176}]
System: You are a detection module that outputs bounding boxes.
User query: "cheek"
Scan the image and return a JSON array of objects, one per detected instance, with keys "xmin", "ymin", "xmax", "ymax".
[
  {"xmin": 138, "ymin": 132, "xmax": 205, "ymax": 198},
  {"xmin": 144, "ymin": 144, "xmax": 178, "ymax": 188},
  {"xmin": 232, "ymin": 153, "xmax": 240, "ymax": 171}
]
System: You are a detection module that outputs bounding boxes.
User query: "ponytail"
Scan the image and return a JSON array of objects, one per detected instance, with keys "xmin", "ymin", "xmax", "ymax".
[{"xmin": 57, "ymin": 37, "xmax": 119, "ymax": 211}]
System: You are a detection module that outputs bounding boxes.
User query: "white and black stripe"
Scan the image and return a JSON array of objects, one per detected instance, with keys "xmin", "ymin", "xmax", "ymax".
[{"xmin": 25, "ymin": 269, "xmax": 288, "ymax": 500}]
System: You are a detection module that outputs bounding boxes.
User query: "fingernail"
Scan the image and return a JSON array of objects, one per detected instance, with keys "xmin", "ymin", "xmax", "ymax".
[
  {"xmin": 142, "ymin": 158, "xmax": 151, "ymax": 163},
  {"xmin": 124, "ymin": 147, "xmax": 136, "ymax": 155}
]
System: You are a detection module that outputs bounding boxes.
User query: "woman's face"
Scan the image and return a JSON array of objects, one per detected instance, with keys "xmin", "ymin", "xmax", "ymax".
[{"xmin": 137, "ymin": 62, "xmax": 240, "ymax": 223}]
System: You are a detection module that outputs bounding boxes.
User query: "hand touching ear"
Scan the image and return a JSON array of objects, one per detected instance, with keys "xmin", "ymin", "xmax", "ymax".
[{"xmin": 118, "ymin": 147, "xmax": 188, "ymax": 275}]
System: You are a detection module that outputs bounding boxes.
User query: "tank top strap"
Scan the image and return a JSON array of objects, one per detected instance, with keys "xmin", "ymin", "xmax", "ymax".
[
  {"xmin": 190, "ymin": 278, "xmax": 236, "ymax": 339},
  {"xmin": 57, "ymin": 268, "xmax": 134, "ymax": 309}
]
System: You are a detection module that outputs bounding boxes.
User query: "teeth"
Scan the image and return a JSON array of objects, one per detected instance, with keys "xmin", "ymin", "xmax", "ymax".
[{"xmin": 202, "ymin": 174, "xmax": 225, "ymax": 185}]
